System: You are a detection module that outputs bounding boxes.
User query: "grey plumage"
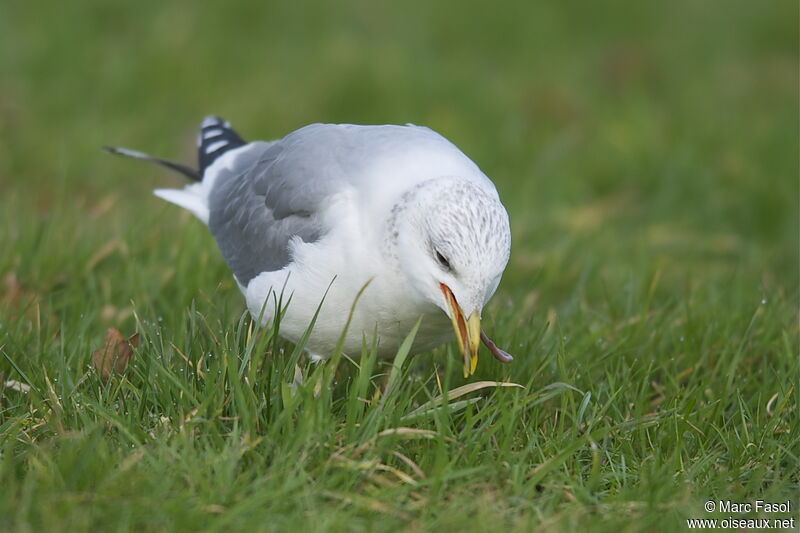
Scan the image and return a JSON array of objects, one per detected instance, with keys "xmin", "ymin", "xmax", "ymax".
[
  {"xmin": 105, "ymin": 117, "xmax": 515, "ymax": 371},
  {"xmin": 207, "ymin": 140, "xmax": 328, "ymax": 284},
  {"xmin": 107, "ymin": 120, "xmax": 493, "ymax": 290},
  {"xmin": 204, "ymin": 123, "xmax": 447, "ymax": 285}
]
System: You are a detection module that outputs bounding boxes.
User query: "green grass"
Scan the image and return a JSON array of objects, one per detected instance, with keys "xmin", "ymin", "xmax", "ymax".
[{"xmin": 1, "ymin": 1, "xmax": 798, "ymax": 531}]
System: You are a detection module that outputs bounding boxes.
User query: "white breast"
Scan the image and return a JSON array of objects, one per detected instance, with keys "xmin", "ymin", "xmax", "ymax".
[{"xmin": 243, "ymin": 187, "xmax": 452, "ymax": 358}]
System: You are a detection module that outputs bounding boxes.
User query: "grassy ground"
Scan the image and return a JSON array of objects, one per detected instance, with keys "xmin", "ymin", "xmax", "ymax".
[{"xmin": 1, "ymin": 1, "xmax": 798, "ymax": 531}]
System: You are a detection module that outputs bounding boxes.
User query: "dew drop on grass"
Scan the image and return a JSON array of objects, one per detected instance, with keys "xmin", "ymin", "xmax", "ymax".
[{"xmin": 761, "ymin": 298, "xmax": 767, "ymax": 305}]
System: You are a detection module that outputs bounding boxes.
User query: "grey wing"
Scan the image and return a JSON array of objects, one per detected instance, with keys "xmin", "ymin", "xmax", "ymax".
[{"xmin": 207, "ymin": 137, "xmax": 340, "ymax": 286}]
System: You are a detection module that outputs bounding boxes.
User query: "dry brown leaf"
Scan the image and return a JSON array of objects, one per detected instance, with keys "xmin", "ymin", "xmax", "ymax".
[{"xmin": 92, "ymin": 328, "xmax": 139, "ymax": 380}]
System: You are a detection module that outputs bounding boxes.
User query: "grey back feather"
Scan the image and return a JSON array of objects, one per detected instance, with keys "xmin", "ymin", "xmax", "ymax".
[
  {"xmin": 208, "ymin": 138, "xmax": 334, "ymax": 285},
  {"xmin": 205, "ymin": 123, "xmax": 478, "ymax": 286}
]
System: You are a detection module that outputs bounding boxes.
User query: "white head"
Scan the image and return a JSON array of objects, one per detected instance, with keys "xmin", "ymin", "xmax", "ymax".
[{"xmin": 385, "ymin": 177, "xmax": 511, "ymax": 375}]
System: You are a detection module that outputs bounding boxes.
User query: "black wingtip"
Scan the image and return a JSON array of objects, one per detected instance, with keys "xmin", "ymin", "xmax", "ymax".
[
  {"xmin": 197, "ymin": 116, "xmax": 247, "ymax": 175},
  {"xmin": 102, "ymin": 145, "xmax": 129, "ymax": 156},
  {"xmin": 103, "ymin": 145, "xmax": 200, "ymax": 181}
]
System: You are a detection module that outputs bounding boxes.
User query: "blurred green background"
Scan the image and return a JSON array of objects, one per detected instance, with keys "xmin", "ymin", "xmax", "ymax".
[
  {"xmin": 1, "ymin": 1, "xmax": 797, "ymax": 298},
  {"xmin": 0, "ymin": 1, "xmax": 797, "ymax": 530},
  {"xmin": 1, "ymin": 1, "xmax": 797, "ymax": 304}
]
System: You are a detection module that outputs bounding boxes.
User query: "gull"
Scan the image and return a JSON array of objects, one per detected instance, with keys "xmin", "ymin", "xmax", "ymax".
[{"xmin": 105, "ymin": 116, "xmax": 514, "ymax": 376}]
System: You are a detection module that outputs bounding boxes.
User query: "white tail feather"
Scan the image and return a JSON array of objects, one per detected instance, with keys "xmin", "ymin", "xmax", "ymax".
[{"xmin": 153, "ymin": 187, "xmax": 209, "ymax": 224}]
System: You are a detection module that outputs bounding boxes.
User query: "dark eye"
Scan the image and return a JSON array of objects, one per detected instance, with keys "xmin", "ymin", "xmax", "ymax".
[{"xmin": 435, "ymin": 250, "xmax": 451, "ymax": 271}]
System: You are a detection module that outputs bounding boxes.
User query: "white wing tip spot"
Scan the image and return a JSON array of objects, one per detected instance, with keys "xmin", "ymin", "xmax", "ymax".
[
  {"xmin": 201, "ymin": 116, "xmax": 222, "ymax": 128},
  {"xmin": 203, "ymin": 128, "xmax": 225, "ymax": 139},
  {"xmin": 205, "ymin": 139, "xmax": 229, "ymax": 153}
]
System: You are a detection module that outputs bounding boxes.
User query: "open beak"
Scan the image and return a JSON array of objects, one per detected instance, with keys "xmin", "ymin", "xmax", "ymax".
[{"xmin": 440, "ymin": 283, "xmax": 481, "ymax": 377}]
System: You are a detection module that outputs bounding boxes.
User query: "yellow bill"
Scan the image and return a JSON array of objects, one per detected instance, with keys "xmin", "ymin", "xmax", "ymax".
[{"xmin": 440, "ymin": 283, "xmax": 481, "ymax": 377}]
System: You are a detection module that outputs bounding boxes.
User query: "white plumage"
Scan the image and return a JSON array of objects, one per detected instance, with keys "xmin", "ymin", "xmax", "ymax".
[{"xmin": 111, "ymin": 119, "xmax": 514, "ymax": 376}]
